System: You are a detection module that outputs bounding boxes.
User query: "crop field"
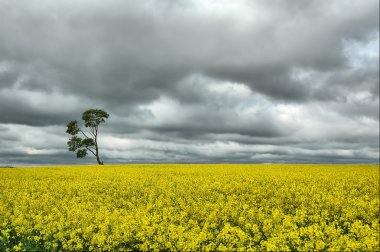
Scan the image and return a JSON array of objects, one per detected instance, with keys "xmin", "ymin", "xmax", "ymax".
[{"xmin": 0, "ymin": 164, "xmax": 379, "ymax": 251}]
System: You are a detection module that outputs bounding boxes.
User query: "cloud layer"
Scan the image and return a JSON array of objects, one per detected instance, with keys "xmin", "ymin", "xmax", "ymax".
[{"xmin": 0, "ymin": 0, "xmax": 379, "ymax": 165}]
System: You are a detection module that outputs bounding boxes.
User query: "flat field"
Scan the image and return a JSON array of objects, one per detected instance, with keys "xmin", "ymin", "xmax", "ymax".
[{"xmin": 0, "ymin": 164, "xmax": 379, "ymax": 251}]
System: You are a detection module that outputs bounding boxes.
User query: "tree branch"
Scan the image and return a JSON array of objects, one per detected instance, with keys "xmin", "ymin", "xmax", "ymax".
[
  {"xmin": 85, "ymin": 147, "xmax": 96, "ymax": 156},
  {"xmin": 89, "ymin": 127, "xmax": 96, "ymax": 138},
  {"xmin": 79, "ymin": 128, "xmax": 91, "ymax": 140},
  {"xmin": 87, "ymin": 146, "xmax": 96, "ymax": 152}
]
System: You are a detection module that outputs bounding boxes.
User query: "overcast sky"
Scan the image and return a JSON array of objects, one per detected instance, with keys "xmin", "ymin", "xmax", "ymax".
[{"xmin": 0, "ymin": 0, "xmax": 379, "ymax": 165}]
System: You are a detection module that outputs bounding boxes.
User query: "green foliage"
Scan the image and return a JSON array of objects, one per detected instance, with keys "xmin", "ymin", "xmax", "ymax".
[
  {"xmin": 76, "ymin": 149, "xmax": 87, "ymax": 158},
  {"xmin": 67, "ymin": 136, "xmax": 83, "ymax": 152},
  {"xmin": 66, "ymin": 109, "xmax": 109, "ymax": 165},
  {"xmin": 66, "ymin": 121, "xmax": 79, "ymax": 135},
  {"xmin": 82, "ymin": 109, "xmax": 109, "ymax": 128},
  {"xmin": 82, "ymin": 138, "xmax": 95, "ymax": 148}
]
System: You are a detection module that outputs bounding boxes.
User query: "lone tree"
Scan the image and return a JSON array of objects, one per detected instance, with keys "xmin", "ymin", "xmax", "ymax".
[{"xmin": 66, "ymin": 109, "xmax": 109, "ymax": 165}]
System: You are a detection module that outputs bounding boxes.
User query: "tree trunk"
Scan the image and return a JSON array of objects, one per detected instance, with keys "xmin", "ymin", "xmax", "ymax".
[
  {"xmin": 96, "ymin": 155, "xmax": 104, "ymax": 165},
  {"xmin": 95, "ymin": 142, "xmax": 104, "ymax": 165}
]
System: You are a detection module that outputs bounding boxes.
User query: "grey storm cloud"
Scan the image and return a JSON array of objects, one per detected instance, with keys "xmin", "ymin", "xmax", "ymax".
[{"xmin": 0, "ymin": 0, "xmax": 378, "ymax": 165}]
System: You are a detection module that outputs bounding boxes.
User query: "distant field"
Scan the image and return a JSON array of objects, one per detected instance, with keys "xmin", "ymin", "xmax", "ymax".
[{"xmin": 0, "ymin": 164, "xmax": 378, "ymax": 251}]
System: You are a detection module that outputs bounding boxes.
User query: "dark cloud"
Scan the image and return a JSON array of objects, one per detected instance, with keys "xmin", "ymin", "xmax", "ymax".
[{"xmin": 0, "ymin": 0, "xmax": 378, "ymax": 165}]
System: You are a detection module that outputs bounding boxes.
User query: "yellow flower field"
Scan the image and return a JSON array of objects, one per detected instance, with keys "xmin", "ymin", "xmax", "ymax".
[{"xmin": 0, "ymin": 164, "xmax": 379, "ymax": 251}]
